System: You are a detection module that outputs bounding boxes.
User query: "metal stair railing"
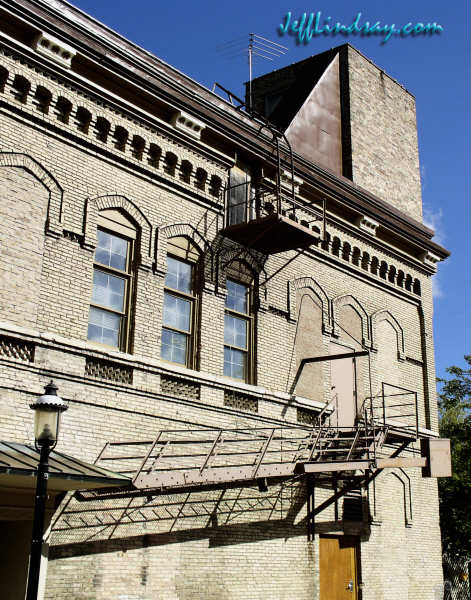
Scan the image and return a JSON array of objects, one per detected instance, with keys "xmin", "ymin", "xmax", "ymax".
[{"xmin": 80, "ymin": 418, "xmax": 402, "ymax": 501}]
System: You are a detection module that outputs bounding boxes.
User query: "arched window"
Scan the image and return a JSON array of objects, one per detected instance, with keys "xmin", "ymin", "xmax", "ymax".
[
  {"xmin": 342, "ymin": 242, "xmax": 351, "ymax": 262},
  {"xmin": 160, "ymin": 237, "xmax": 201, "ymax": 368},
  {"xmin": 209, "ymin": 174, "xmax": 222, "ymax": 198},
  {"xmin": 113, "ymin": 126, "xmax": 128, "ymax": 151},
  {"xmin": 55, "ymin": 97, "xmax": 72, "ymax": 124},
  {"xmin": 352, "ymin": 247, "xmax": 361, "ymax": 266},
  {"xmin": 195, "ymin": 167, "xmax": 207, "ymax": 191},
  {"xmin": 379, "ymin": 261, "xmax": 388, "ymax": 279},
  {"xmin": 95, "ymin": 117, "xmax": 111, "ymax": 142},
  {"xmin": 33, "ymin": 85, "xmax": 52, "ymax": 114},
  {"xmin": 180, "ymin": 160, "xmax": 192, "ymax": 183},
  {"xmin": 164, "ymin": 152, "xmax": 178, "ymax": 176},
  {"xmin": 131, "ymin": 135, "xmax": 145, "ymax": 160},
  {"xmin": 397, "ymin": 270, "xmax": 405, "ymax": 288},
  {"xmin": 0, "ymin": 66, "xmax": 8, "ymax": 93},
  {"xmin": 371, "ymin": 257, "xmax": 379, "ymax": 276},
  {"xmin": 147, "ymin": 143, "xmax": 161, "ymax": 168},
  {"xmin": 76, "ymin": 107, "xmax": 92, "ymax": 134},
  {"xmin": 87, "ymin": 209, "xmax": 137, "ymax": 351},
  {"xmin": 11, "ymin": 75, "xmax": 30, "ymax": 103},
  {"xmin": 224, "ymin": 261, "xmax": 256, "ymax": 383},
  {"xmin": 332, "ymin": 237, "xmax": 341, "ymax": 257}
]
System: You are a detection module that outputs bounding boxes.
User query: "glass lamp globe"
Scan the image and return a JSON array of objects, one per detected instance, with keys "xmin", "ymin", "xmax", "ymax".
[{"xmin": 30, "ymin": 381, "xmax": 68, "ymax": 448}]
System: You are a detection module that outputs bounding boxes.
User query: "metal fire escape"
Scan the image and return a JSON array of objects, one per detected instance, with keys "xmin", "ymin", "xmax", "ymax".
[
  {"xmin": 213, "ymin": 84, "xmax": 326, "ymax": 256},
  {"xmin": 77, "ymin": 388, "xmax": 424, "ymax": 504}
]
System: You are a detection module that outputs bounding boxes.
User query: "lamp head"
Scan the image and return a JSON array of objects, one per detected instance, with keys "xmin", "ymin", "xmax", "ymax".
[{"xmin": 30, "ymin": 381, "xmax": 67, "ymax": 448}]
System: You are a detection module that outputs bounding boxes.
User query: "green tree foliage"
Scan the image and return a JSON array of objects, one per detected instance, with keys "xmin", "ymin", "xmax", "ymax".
[{"xmin": 437, "ymin": 355, "xmax": 471, "ymax": 558}]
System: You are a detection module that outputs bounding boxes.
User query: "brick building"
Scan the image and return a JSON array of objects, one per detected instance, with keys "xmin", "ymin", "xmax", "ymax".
[{"xmin": 0, "ymin": 1, "xmax": 451, "ymax": 599}]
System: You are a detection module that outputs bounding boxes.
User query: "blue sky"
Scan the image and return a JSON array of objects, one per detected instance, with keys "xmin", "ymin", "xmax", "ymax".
[{"xmin": 69, "ymin": 0, "xmax": 470, "ymax": 380}]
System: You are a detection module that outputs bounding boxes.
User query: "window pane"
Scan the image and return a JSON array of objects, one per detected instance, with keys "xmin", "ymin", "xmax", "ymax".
[
  {"xmin": 226, "ymin": 280, "xmax": 248, "ymax": 313},
  {"xmin": 163, "ymin": 293, "xmax": 191, "ymax": 332},
  {"xmin": 165, "ymin": 256, "xmax": 192, "ymax": 293},
  {"xmin": 92, "ymin": 270, "xmax": 125, "ymax": 311},
  {"xmin": 88, "ymin": 306, "xmax": 121, "ymax": 347},
  {"xmin": 224, "ymin": 314, "xmax": 247, "ymax": 349},
  {"xmin": 96, "ymin": 230, "xmax": 128, "ymax": 271},
  {"xmin": 224, "ymin": 347, "xmax": 246, "ymax": 379},
  {"xmin": 161, "ymin": 328, "xmax": 187, "ymax": 364}
]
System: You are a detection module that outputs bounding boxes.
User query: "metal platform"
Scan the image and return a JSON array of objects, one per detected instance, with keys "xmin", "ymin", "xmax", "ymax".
[{"xmin": 220, "ymin": 213, "xmax": 320, "ymax": 254}]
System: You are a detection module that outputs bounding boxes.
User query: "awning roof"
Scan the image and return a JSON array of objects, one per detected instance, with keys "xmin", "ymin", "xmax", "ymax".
[{"xmin": 0, "ymin": 441, "xmax": 131, "ymax": 492}]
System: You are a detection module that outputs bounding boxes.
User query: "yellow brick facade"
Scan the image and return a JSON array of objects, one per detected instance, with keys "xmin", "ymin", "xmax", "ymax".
[{"xmin": 0, "ymin": 2, "xmax": 448, "ymax": 599}]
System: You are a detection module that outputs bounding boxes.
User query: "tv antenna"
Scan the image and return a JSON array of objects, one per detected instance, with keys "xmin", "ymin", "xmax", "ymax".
[{"xmin": 216, "ymin": 33, "xmax": 288, "ymax": 113}]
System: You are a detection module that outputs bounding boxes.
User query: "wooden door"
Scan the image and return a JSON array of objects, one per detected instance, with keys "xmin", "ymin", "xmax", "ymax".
[
  {"xmin": 319, "ymin": 536, "xmax": 359, "ymax": 600},
  {"xmin": 329, "ymin": 343, "xmax": 356, "ymax": 428}
]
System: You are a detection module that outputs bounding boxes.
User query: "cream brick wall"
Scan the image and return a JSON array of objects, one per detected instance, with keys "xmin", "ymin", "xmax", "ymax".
[
  {"xmin": 0, "ymin": 37, "xmax": 444, "ymax": 600},
  {"xmin": 347, "ymin": 46, "xmax": 423, "ymax": 222}
]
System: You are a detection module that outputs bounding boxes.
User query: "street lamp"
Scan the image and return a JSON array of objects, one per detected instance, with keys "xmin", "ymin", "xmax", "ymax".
[{"xmin": 26, "ymin": 381, "xmax": 68, "ymax": 600}]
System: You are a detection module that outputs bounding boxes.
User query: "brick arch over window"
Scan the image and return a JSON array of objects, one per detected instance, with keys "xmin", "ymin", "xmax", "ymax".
[
  {"xmin": 85, "ymin": 194, "xmax": 152, "ymax": 268},
  {"xmin": 371, "ymin": 309, "xmax": 405, "ymax": 361},
  {"xmin": 288, "ymin": 277, "xmax": 331, "ymax": 331},
  {"xmin": 156, "ymin": 222, "xmax": 212, "ymax": 280},
  {"xmin": 0, "ymin": 152, "xmax": 63, "ymax": 234},
  {"xmin": 217, "ymin": 246, "xmax": 267, "ymax": 293},
  {"xmin": 332, "ymin": 294, "xmax": 371, "ymax": 347}
]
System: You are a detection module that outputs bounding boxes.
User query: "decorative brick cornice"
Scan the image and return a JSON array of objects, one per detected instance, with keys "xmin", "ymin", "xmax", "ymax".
[
  {"xmin": 34, "ymin": 32, "xmax": 76, "ymax": 69},
  {"xmin": 356, "ymin": 215, "xmax": 379, "ymax": 236},
  {"xmin": 172, "ymin": 110, "xmax": 206, "ymax": 140},
  {"xmin": 421, "ymin": 251, "xmax": 441, "ymax": 271}
]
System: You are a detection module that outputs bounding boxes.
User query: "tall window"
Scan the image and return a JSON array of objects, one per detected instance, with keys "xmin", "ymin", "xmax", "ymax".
[
  {"xmin": 88, "ymin": 210, "xmax": 136, "ymax": 350},
  {"xmin": 224, "ymin": 263, "xmax": 255, "ymax": 382},
  {"xmin": 161, "ymin": 238, "xmax": 199, "ymax": 368}
]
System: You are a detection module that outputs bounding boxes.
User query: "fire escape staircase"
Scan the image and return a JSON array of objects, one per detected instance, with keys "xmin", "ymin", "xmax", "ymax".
[{"xmin": 77, "ymin": 418, "xmax": 423, "ymax": 502}]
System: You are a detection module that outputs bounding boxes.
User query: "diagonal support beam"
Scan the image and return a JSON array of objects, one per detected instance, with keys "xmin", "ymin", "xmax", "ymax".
[{"xmin": 307, "ymin": 441, "xmax": 411, "ymax": 519}]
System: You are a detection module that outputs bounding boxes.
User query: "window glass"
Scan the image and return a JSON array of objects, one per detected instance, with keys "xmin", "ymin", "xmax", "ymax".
[
  {"xmin": 161, "ymin": 252, "xmax": 198, "ymax": 367},
  {"xmin": 163, "ymin": 294, "xmax": 191, "ymax": 332},
  {"xmin": 88, "ymin": 306, "xmax": 121, "ymax": 347},
  {"xmin": 224, "ymin": 314, "xmax": 247, "ymax": 349},
  {"xmin": 88, "ymin": 226, "xmax": 133, "ymax": 350},
  {"xmin": 95, "ymin": 230, "xmax": 128, "ymax": 270},
  {"xmin": 224, "ymin": 347, "xmax": 246, "ymax": 379},
  {"xmin": 226, "ymin": 280, "xmax": 248, "ymax": 313},
  {"xmin": 161, "ymin": 328, "xmax": 187, "ymax": 364},
  {"xmin": 92, "ymin": 271, "xmax": 125, "ymax": 311},
  {"xmin": 165, "ymin": 256, "xmax": 192, "ymax": 293}
]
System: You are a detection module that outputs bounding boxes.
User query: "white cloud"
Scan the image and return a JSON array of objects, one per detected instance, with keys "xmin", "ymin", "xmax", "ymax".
[
  {"xmin": 423, "ymin": 204, "xmax": 446, "ymax": 246},
  {"xmin": 432, "ymin": 274, "xmax": 443, "ymax": 299}
]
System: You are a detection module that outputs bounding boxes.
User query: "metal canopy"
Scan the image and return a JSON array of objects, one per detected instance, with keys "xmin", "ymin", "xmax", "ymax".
[{"xmin": 0, "ymin": 440, "xmax": 131, "ymax": 492}]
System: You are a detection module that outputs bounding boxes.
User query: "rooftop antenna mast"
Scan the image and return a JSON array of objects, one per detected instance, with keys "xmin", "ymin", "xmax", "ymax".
[
  {"xmin": 216, "ymin": 34, "xmax": 287, "ymax": 114},
  {"xmin": 248, "ymin": 34, "xmax": 287, "ymax": 112}
]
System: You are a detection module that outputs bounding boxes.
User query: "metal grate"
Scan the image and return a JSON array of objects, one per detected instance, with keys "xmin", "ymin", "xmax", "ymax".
[
  {"xmin": 0, "ymin": 334, "xmax": 34, "ymax": 362},
  {"xmin": 160, "ymin": 374, "xmax": 200, "ymax": 400},
  {"xmin": 85, "ymin": 357, "xmax": 133, "ymax": 384},
  {"xmin": 297, "ymin": 407, "xmax": 317, "ymax": 426},
  {"xmin": 224, "ymin": 390, "xmax": 258, "ymax": 413}
]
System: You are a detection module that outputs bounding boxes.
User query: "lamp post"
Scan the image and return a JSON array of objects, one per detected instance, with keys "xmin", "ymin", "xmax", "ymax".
[{"xmin": 26, "ymin": 381, "xmax": 67, "ymax": 600}]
